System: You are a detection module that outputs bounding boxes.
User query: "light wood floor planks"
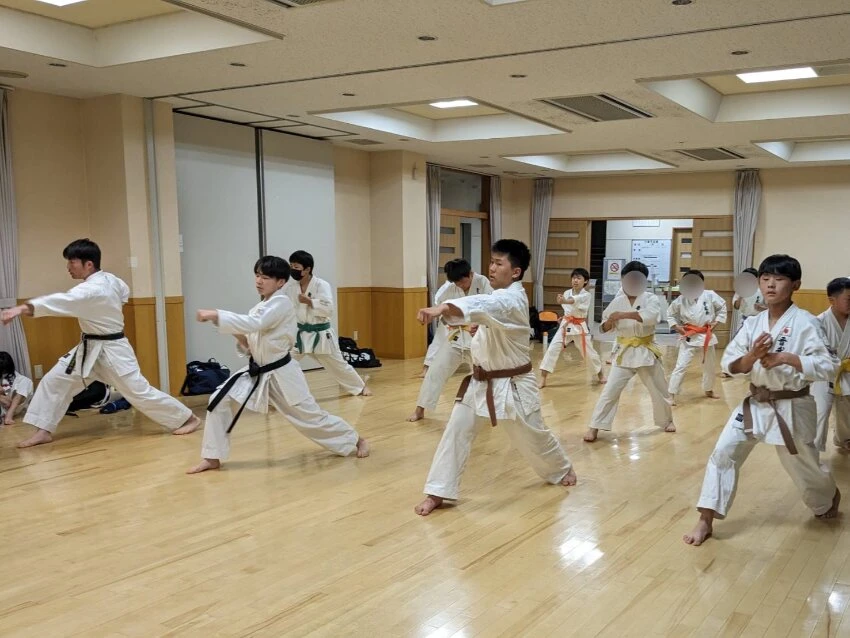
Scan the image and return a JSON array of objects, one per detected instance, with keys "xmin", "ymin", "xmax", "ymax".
[{"xmin": 2, "ymin": 342, "xmax": 850, "ymax": 637}]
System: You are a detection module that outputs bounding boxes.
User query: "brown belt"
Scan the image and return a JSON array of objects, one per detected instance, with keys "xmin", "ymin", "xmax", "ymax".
[
  {"xmin": 455, "ymin": 362, "xmax": 533, "ymax": 427},
  {"xmin": 742, "ymin": 384, "xmax": 809, "ymax": 455}
]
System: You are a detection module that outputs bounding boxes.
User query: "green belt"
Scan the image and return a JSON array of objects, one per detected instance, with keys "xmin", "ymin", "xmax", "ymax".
[{"xmin": 296, "ymin": 322, "xmax": 331, "ymax": 352}]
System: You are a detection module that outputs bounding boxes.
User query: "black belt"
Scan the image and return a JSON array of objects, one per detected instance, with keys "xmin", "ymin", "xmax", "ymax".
[
  {"xmin": 208, "ymin": 353, "xmax": 292, "ymax": 433},
  {"xmin": 65, "ymin": 332, "xmax": 125, "ymax": 376}
]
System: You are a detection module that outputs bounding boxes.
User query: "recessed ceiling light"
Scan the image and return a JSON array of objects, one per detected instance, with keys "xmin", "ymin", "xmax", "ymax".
[
  {"xmin": 730, "ymin": 50, "xmax": 750, "ymax": 56},
  {"xmin": 398, "ymin": 138, "xmax": 410, "ymax": 141},
  {"xmin": 480, "ymin": 156, "xmax": 490, "ymax": 158},
  {"xmin": 510, "ymin": 74, "xmax": 527, "ymax": 78},
  {"xmin": 342, "ymin": 92, "xmax": 356, "ymax": 97},
  {"xmin": 0, "ymin": 70, "xmax": 28, "ymax": 79},
  {"xmin": 430, "ymin": 99, "xmax": 478, "ymax": 109},
  {"xmin": 417, "ymin": 35, "xmax": 437, "ymax": 41},
  {"xmin": 671, "ymin": 0, "xmax": 692, "ymax": 5},
  {"xmin": 230, "ymin": 62, "xmax": 246, "ymax": 67},
  {"xmin": 737, "ymin": 66, "xmax": 817, "ymax": 83},
  {"xmin": 35, "ymin": 0, "xmax": 87, "ymax": 6},
  {"xmin": 48, "ymin": 62, "xmax": 67, "ymax": 67},
  {"xmin": 286, "ymin": 114, "xmax": 300, "ymax": 118}
]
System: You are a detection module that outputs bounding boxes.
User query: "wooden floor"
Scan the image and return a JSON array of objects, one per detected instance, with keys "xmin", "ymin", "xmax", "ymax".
[{"xmin": 2, "ymin": 342, "xmax": 850, "ymax": 637}]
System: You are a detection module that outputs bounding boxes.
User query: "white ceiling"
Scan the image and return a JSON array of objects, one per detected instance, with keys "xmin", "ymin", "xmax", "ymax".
[{"xmin": 2, "ymin": 0, "xmax": 850, "ymax": 176}]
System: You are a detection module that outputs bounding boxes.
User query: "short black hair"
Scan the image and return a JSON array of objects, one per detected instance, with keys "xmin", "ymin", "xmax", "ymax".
[
  {"xmin": 289, "ymin": 250, "xmax": 314, "ymax": 272},
  {"xmin": 254, "ymin": 256, "xmax": 290, "ymax": 281},
  {"xmin": 571, "ymin": 268, "xmax": 590, "ymax": 282},
  {"xmin": 684, "ymin": 269, "xmax": 705, "ymax": 281},
  {"xmin": 827, "ymin": 277, "xmax": 850, "ymax": 298},
  {"xmin": 492, "ymin": 239, "xmax": 531, "ymax": 280},
  {"xmin": 444, "ymin": 258, "xmax": 472, "ymax": 283},
  {"xmin": 758, "ymin": 254, "xmax": 801, "ymax": 282},
  {"xmin": 743, "ymin": 267, "xmax": 758, "ymax": 277},
  {"xmin": 0, "ymin": 351, "xmax": 15, "ymax": 377},
  {"xmin": 622, "ymin": 261, "xmax": 649, "ymax": 278},
  {"xmin": 63, "ymin": 238, "xmax": 101, "ymax": 269}
]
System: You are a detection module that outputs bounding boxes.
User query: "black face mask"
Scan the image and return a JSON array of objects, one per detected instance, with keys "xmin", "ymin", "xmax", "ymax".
[{"xmin": 291, "ymin": 270, "xmax": 304, "ymax": 281}]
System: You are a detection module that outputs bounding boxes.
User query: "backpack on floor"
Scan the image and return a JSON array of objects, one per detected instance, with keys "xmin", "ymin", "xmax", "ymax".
[
  {"xmin": 339, "ymin": 337, "xmax": 382, "ymax": 369},
  {"xmin": 66, "ymin": 381, "xmax": 111, "ymax": 415},
  {"xmin": 180, "ymin": 359, "xmax": 231, "ymax": 396}
]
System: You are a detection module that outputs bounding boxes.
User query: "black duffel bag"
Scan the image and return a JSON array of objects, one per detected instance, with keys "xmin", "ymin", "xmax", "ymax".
[
  {"xmin": 339, "ymin": 337, "xmax": 382, "ymax": 369},
  {"xmin": 180, "ymin": 359, "xmax": 231, "ymax": 396}
]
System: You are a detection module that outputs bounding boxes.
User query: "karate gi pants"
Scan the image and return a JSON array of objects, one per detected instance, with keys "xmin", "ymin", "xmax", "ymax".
[
  {"xmin": 24, "ymin": 358, "xmax": 191, "ymax": 434},
  {"xmin": 201, "ymin": 376, "xmax": 359, "ymax": 460},
  {"xmin": 539, "ymin": 333, "xmax": 603, "ymax": 376},
  {"xmin": 311, "ymin": 350, "xmax": 366, "ymax": 396},
  {"xmin": 814, "ymin": 382, "xmax": 850, "ymax": 451},
  {"xmin": 668, "ymin": 343, "xmax": 716, "ymax": 396},
  {"xmin": 416, "ymin": 344, "xmax": 466, "ymax": 410},
  {"xmin": 423, "ymin": 394, "xmax": 573, "ymax": 500},
  {"xmin": 697, "ymin": 418, "xmax": 836, "ymax": 518},
  {"xmin": 424, "ymin": 324, "xmax": 448, "ymax": 367},
  {"xmin": 589, "ymin": 360, "xmax": 672, "ymax": 430}
]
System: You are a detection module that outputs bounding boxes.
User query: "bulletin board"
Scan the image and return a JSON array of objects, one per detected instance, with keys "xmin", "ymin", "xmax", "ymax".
[{"xmin": 631, "ymin": 239, "xmax": 672, "ymax": 282}]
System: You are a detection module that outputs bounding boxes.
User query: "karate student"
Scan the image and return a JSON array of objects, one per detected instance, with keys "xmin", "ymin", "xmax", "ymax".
[
  {"xmin": 413, "ymin": 240, "xmax": 576, "ymax": 516},
  {"xmin": 667, "ymin": 270, "xmax": 727, "ymax": 405},
  {"xmin": 284, "ymin": 250, "xmax": 371, "ymax": 397},
  {"xmin": 684, "ymin": 255, "xmax": 840, "ymax": 547},
  {"xmin": 733, "ymin": 267, "xmax": 766, "ymax": 328},
  {"xmin": 814, "ymin": 277, "xmax": 850, "ymax": 451},
  {"xmin": 0, "ymin": 239, "xmax": 201, "ymax": 447},
  {"xmin": 408, "ymin": 259, "xmax": 493, "ymax": 422},
  {"xmin": 0, "ymin": 351, "xmax": 33, "ymax": 426},
  {"xmin": 187, "ymin": 256, "xmax": 369, "ymax": 474},
  {"xmin": 585, "ymin": 261, "xmax": 674, "ymax": 443},
  {"xmin": 539, "ymin": 268, "xmax": 605, "ymax": 388},
  {"xmin": 419, "ymin": 259, "xmax": 492, "ymax": 378}
]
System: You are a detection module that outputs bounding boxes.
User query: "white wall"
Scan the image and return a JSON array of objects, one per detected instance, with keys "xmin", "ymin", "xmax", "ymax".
[
  {"xmin": 175, "ymin": 115, "xmax": 260, "ymax": 373},
  {"xmin": 459, "ymin": 217, "xmax": 483, "ymax": 274},
  {"xmin": 605, "ymin": 218, "xmax": 693, "ymax": 282}
]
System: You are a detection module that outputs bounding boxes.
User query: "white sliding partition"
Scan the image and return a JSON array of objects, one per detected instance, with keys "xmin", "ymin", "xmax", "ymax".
[{"xmin": 175, "ymin": 114, "xmax": 260, "ymax": 373}]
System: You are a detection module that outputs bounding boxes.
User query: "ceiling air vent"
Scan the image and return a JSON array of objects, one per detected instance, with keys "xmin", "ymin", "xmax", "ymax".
[
  {"xmin": 813, "ymin": 63, "xmax": 850, "ymax": 77},
  {"xmin": 675, "ymin": 147, "xmax": 745, "ymax": 161},
  {"xmin": 468, "ymin": 164, "xmax": 497, "ymax": 168},
  {"xmin": 346, "ymin": 139, "xmax": 383, "ymax": 146},
  {"xmin": 539, "ymin": 94, "xmax": 652, "ymax": 122},
  {"xmin": 266, "ymin": 0, "xmax": 335, "ymax": 6}
]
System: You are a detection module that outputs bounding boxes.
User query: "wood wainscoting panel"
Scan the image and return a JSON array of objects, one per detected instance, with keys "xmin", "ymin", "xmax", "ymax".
[
  {"xmin": 123, "ymin": 297, "xmax": 159, "ymax": 389},
  {"xmin": 371, "ymin": 287, "xmax": 428, "ymax": 359},
  {"xmin": 18, "ymin": 308, "xmax": 79, "ymax": 380},
  {"xmin": 795, "ymin": 289, "xmax": 829, "ymax": 316},
  {"xmin": 337, "ymin": 287, "xmax": 373, "ymax": 348},
  {"xmin": 165, "ymin": 296, "xmax": 186, "ymax": 396},
  {"xmin": 402, "ymin": 287, "xmax": 428, "ymax": 359}
]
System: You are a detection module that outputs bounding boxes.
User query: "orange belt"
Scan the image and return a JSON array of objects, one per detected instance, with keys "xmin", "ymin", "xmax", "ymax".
[
  {"xmin": 562, "ymin": 316, "xmax": 588, "ymax": 357},
  {"xmin": 682, "ymin": 323, "xmax": 712, "ymax": 362}
]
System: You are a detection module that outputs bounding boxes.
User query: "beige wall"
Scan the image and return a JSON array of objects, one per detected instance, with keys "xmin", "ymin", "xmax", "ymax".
[
  {"xmin": 401, "ymin": 151, "xmax": 427, "ymax": 289},
  {"xmin": 501, "ymin": 178, "xmax": 533, "ymax": 282},
  {"xmin": 153, "ymin": 100, "xmax": 183, "ymax": 297},
  {"xmin": 369, "ymin": 151, "xmax": 405, "ymax": 288},
  {"xmin": 11, "ymin": 90, "xmax": 89, "ymax": 297},
  {"xmin": 333, "ymin": 147, "xmax": 372, "ymax": 288},
  {"xmin": 755, "ymin": 166, "xmax": 850, "ymax": 289}
]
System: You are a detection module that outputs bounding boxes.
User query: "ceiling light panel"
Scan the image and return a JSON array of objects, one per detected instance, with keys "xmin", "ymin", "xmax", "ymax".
[
  {"xmin": 736, "ymin": 67, "xmax": 817, "ymax": 84},
  {"xmin": 35, "ymin": 0, "xmax": 87, "ymax": 5},
  {"xmin": 430, "ymin": 100, "xmax": 478, "ymax": 109}
]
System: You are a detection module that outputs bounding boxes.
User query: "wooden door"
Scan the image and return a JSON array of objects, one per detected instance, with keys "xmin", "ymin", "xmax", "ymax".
[
  {"xmin": 689, "ymin": 217, "xmax": 734, "ymax": 347},
  {"xmin": 438, "ymin": 214, "xmax": 461, "ymax": 284},
  {"xmin": 542, "ymin": 219, "xmax": 590, "ymax": 313},
  {"xmin": 670, "ymin": 227, "xmax": 693, "ymax": 285}
]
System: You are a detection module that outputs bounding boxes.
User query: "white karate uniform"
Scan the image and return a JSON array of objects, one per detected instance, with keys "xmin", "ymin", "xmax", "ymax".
[
  {"xmin": 697, "ymin": 305, "xmax": 838, "ymax": 518},
  {"xmin": 589, "ymin": 292, "xmax": 673, "ymax": 431},
  {"xmin": 734, "ymin": 290, "xmax": 765, "ymax": 332},
  {"xmin": 416, "ymin": 274, "xmax": 493, "ymax": 410},
  {"xmin": 540, "ymin": 288, "xmax": 603, "ymax": 376},
  {"xmin": 422, "ymin": 282, "xmax": 573, "ymax": 500},
  {"xmin": 667, "ymin": 290, "xmax": 727, "ymax": 395},
  {"xmin": 1, "ymin": 373, "xmax": 33, "ymax": 420},
  {"xmin": 423, "ymin": 274, "xmax": 493, "ymax": 367},
  {"xmin": 200, "ymin": 289, "xmax": 360, "ymax": 460},
  {"xmin": 814, "ymin": 309, "xmax": 850, "ymax": 451},
  {"xmin": 284, "ymin": 276, "xmax": 365, "ymax": 396},
  {"xmin": 22, "ymin": 271, "xmax": 192, "ymax": 434}
]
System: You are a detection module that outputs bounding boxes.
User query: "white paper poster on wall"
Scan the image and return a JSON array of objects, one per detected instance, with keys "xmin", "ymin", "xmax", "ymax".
[{"xmin": 631, "ymin": 239, "xmax": 671, "ymax": 282}]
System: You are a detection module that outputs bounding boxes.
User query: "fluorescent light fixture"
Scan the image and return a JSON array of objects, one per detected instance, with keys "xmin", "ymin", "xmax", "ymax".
[
  {"xmin": 35, "ymin": 0, "xmax": 87, "ymax": 5},
  {"xmin": 736, "ymin": 67, "xmax": 817, "ymax": 84},
  {"xmin": 430, "ymin": 99, "xmax": 478, "ymax": 109}
]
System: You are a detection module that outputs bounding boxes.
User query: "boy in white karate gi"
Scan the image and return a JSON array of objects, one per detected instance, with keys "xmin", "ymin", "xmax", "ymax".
[
  {"xmin": 684, "ymin": 255, "xmax": 840, "ymax": 547},
  {"xmin": 814, "ymin": 277, "xmax": 850, "ymax": 451},
  {"xmin": 413, "ymin": 240, "xmax": 576, "ymax": 516},
  {"xmin": 539, "ymin": 267, "xmax": 605, "ymax": 388},
  {"xmin": 419, "ymin": 259, "xmax": 492, "ymax": 378},
  {"xmin": 667, "ymin": 269, "xmax": 727, "ymax": 405},
  {"xmin": 733, "ymin": 267, "xmax": 766, "ymax": 329},
  {"xmin": 187, "ymin": 256, "xmax": 369, "ymax": 474},
  {"xmin": 408, "ymin": 259, "xmax": 493, "ymax": 422},
  {"xmin": 585, "ymin": 261, "xmax": 674, "ymax": 443},
  {"xmin": 284, "ymin": 250, "xmax": 371, "ymax": 397},
  {"xmin": 0, "ymin": 352, "xmax": 33, "ymax": 426},
  {"xmin": 1, "ymin": 239, "xmax": 201, "ymax": 447}
]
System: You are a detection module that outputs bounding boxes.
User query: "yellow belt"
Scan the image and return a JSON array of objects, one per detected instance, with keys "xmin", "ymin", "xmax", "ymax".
[
  {"xmin": 449, "ymin": 325, "xmax": 472, "ymax": 342},
  {"xmin": 835, "ymin": 359, "xmax": 850, "ymax": 396},
  {"xmin": 616, "ymin": 335, "xmax": 662, "ymax": 365}
]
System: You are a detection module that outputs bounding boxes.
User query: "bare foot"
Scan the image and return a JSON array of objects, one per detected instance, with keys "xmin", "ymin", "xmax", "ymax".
[
  {"xmin": 173, "ymin": 413, "xmax": 202, "ymax": 435},
  {"xmin": 186, "ymin": 458, "xmax": 220, "ymax": 474},
  {"xmin": 817, "ymin": 488, "xmax": 841, "ymax": 519},
  {"xmin": 2, "ymin": 416, "xmax": 14, "ymax": 426},
  {"xmin": 664, "ymin": 422, "xmax": 677, "ymax": 433},
  {"xmin": 17, "ymin": 428, "xmax": 53, "ymax": 448},
  {"xmin": 560, "ymin": 468, "xmax": 577, "ymax": 486},
  {"xmin": 683, "ymin": 516, "xmax": 713, "ymax": 546},
  {"xmin": 356, "ymin": 437, "xmax": 370, "ymax": 458},
  {"xmin": 417, "ymin": 366, "xmax": 429, "ymax": 379},
  {"xmin": 538, "ymin": 373, "xmax": 548, "ymax": 389},
  {"xmin": 583, "ymin": 428, "xmax": 598, "ymax": 442},
  {"xmin": 414, "ymin": 495, "xmax": 443, "ymax": 516},
  {"xmin": 670, "ymin": 394, "xmax": 678, "ymax": 407},
  {"xmin": 597, "ymin": 372, "xmax": 607, "ymax": 385},
  {"xmin": 835, "ymin": 439, "xmax": 850, "ymax": 451},
  {"xmin": 359, "ymin": 386, "xmax": 373, "ymax": 397},
  {"xmin": 407, "ymin": 407, "xmax": 425, "ymax": 422},
  {"xmin": 705, "ymin": 390, "xmax": 720, "ymax": 400}
]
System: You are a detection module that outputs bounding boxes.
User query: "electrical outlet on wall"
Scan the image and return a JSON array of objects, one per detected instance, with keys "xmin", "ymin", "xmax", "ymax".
[
  {"xmin": 34, "ymin": 364, "xmax": 43, "ymax": 379},
  {"xmin": 353, "ymin": 330, "xmax": 359, "ymax": 341}
]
